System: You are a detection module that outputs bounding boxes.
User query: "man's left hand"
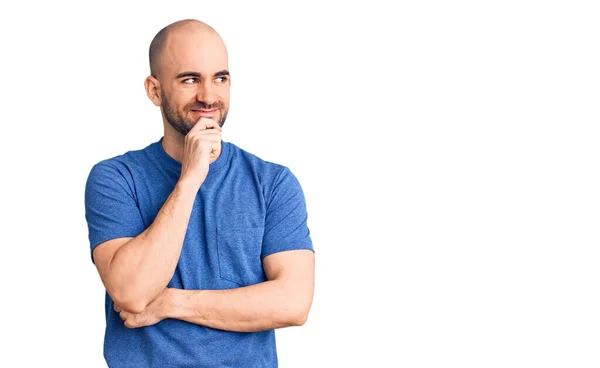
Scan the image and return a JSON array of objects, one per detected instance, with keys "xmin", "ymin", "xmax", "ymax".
[{"xmin": 114, "ymin": 288, "xmax": 171, "ymax": 328}]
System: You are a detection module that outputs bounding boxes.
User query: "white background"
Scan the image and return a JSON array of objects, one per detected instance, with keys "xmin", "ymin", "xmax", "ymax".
[{"xmin": 1, "ymin": 1, "xmax": 599, "ymax": 367}]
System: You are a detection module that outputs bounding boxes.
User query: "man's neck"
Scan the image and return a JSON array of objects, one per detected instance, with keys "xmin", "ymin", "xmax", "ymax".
[{"xmin": 161, "ymin": 132, "xmax": 186, "ymax": 163}]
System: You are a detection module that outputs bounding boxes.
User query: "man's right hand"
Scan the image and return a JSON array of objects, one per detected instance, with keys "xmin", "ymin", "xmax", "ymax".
[{"xmin": 179, "ymin": 117, "xmax": 222, "ymax": 189}]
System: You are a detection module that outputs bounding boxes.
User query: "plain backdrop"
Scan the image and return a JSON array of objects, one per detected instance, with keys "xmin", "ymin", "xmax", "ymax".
[{"xmin": 1, "ymin": 1, "xmax": 599, "ymax": 367}]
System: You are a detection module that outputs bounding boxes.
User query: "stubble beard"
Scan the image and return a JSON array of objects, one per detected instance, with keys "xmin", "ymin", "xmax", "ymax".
[{"xmin": 162, "ymin": 93, "xmax": 228, "ymax": 135}]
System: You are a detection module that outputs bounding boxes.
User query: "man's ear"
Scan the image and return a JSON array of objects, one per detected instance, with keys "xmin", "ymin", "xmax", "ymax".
[{"xmin": 144, "ymin": 76, "xmax": 162, "ymax": 106}]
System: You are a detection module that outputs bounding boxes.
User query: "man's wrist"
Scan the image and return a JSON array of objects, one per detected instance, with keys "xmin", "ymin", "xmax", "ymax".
[
  {"xmin": 161, "ymin": 287, "xmax": 182, "ymax": 319},
  {"xmin": 175, "ymin": 179, "xmax": 201, "ymax": 194}
]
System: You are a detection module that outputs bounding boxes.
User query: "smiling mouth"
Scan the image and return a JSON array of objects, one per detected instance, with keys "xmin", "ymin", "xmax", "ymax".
[{"xmin": 191, "ymin": 109, "xmax": 217, "ymax": 115}]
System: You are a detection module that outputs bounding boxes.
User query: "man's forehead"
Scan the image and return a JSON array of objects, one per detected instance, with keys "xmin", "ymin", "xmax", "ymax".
[{"xmin": 162, "ymin": 34, "xmax": 228, "ymax": 76}]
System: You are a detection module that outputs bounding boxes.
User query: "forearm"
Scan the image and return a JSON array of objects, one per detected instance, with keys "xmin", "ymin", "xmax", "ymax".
[
  {"xmin": 166, "ymin": 281, "xmax": 310, "ymax": 332},
  {"xmin": 106, "ymin": 181, "xmax": 198, "ymax": 311}
]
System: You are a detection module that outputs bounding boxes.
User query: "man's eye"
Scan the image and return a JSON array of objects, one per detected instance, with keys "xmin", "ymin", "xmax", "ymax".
[
  {"xmin": 215, "ymin": 77, "xmax": 227, "ymax": 83},
  {"xmin": 183, "ymin": 78, "xmax": 198, "ymax": 84}
]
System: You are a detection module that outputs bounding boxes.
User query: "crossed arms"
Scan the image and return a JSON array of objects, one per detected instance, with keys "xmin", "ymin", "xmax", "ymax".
[{"xmin": 92, "ymin": 180, "xmax": 315, "ymax": 333}]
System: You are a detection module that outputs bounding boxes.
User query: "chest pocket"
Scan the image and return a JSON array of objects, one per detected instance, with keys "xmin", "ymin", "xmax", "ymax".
[{"xmin": 217, "ymin": 227, "xmax": 265, "ymax": 286}]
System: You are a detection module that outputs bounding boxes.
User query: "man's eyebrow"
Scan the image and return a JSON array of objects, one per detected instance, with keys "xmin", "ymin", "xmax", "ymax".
[
  {"xmin": 175, "ymin": 70, "xmax": 230, "ymax": 79},
  {"xmin": 175, "ymin": 71, "xmax": 201, "ymax": 79}
]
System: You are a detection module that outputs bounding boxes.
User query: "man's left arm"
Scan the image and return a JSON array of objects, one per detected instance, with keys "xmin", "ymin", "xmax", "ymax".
[{"xmin": 117, "ymin": 248, "xmax": 314, "ymax": 332}]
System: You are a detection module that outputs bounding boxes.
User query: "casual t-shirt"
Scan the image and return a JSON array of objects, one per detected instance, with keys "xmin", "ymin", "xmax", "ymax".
[{"xmin": 84, "ymin": 137, "xmax": 313, "ymax": 368}]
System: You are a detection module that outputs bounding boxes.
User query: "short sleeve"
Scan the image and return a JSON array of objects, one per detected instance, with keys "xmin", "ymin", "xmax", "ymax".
[
  {"xmin": 84, "ymin": 162, "xmax": 146, "ymax": 262},
  {"xmin": 261, "ymin": 167, "xmax": 314, "ymax": 259}
]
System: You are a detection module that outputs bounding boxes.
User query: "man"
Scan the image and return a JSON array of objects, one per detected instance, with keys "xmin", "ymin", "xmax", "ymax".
[{"xmin": 84, "ymin": 19, "xmax": 315, "ymax": 368}]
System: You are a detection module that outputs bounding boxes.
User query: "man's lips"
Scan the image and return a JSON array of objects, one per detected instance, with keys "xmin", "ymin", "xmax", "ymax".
[{"xmin": 191, "ymin": 109, "xmax": 218, "ymax": 116}]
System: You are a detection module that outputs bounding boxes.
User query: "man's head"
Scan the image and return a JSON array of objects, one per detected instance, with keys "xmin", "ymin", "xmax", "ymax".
[{"xmin": 145, "ymin": 19, "xmax": 230, "ymax": 134}]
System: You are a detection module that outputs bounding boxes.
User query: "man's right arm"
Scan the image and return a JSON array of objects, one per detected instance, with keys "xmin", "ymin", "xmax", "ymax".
[
  {"xmin": 91, "ymin": 118, "xmax": 222, "ymax": 314},
  {"xmin": 93, "ymin": 180, "xmax": 198, "ymax": 314}
]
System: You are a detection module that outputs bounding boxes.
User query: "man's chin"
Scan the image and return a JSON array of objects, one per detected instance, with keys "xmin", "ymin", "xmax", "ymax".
[{"xmin": 166, "ymin": 121, "xmax": 193, "ymax": 136}]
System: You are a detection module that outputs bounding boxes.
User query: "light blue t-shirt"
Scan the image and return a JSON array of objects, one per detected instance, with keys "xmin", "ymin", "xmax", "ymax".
[{"xmin": 84, "ymin": 138, "xmax": 313, "ymax": 368}]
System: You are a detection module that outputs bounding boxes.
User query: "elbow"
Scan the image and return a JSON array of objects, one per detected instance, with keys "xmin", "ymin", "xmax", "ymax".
[
  {"xmin": 290, "ymin": 310, "xmax": 309, "ymax": 326},
  {"xmin": 104, "ymin": 277, "xmax": 156, "ymax": 314},
  {"xmin": 285, "ymin": 302, "xmax": 311, "ymax": 327},
  {"xmin": 282, "ymin": 287, "xmax": 313, "ymax": 327},
  {"xmin": 116, "ymin": 299, "xmax": 147, "ymax": 315},
  {"xmin": 109, "ymin": 289, "xmax": 149, "ymax": 314}
]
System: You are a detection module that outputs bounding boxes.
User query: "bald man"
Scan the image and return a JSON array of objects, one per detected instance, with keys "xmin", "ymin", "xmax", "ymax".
[{"xmin": 84, "ymin": 19, "xmax": 314, "ymax": 367}]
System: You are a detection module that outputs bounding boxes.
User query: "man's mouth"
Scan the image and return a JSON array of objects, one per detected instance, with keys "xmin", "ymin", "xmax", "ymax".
[{"xmin": 191, "ymin": 109, "xmax": 218, "ymax": 116}]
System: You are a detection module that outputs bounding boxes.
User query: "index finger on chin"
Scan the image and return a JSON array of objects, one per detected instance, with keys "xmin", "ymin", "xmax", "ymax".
[{"xmin": 192, "ymin": 117, "xmax": 221, "ymax": 132}]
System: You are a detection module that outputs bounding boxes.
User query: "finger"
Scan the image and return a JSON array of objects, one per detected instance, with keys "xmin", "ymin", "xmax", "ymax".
[
  {"xmin": 114, "ymin": 304, "xmax": 121, "ymax": 313},
  {"xmin": 199, "ymin": 135, "xmax": 223, "ymax": 146},
  {"xmin": 125, "ymin": 315, "xmax": 143, "ymax": 329},
  {"xmin": 210, "ymin": 142, "xmax": 222, "ymax": 153},
  {"xmin": 191, "ymin": 117, "xmax": 221, "ymax": 132},
  {"xmin": 190, "ymin": 131, "xmax": 222, "ymax": 140},
  {"xmin": 119, "ymin": 311, "xmax": 127, "ymax": 321}
]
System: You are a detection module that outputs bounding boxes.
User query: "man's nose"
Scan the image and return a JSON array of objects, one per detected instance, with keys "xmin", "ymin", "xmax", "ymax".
[{"xmin": 197, "ymin": 82, "xmax": 217, "ymax": 106}]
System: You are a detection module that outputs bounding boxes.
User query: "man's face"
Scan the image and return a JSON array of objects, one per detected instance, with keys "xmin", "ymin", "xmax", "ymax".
[{"xmin": 158, "ymin": 31, "xmax": 230, "ymax": 134}]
